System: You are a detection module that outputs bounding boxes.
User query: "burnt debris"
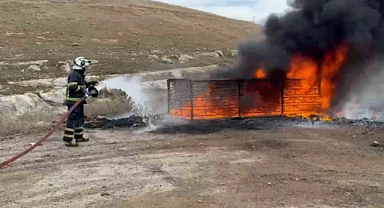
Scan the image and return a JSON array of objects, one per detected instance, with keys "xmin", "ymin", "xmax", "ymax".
[
  {"xmin": 83, "ymin": 113, "xmax": 384, "ymax": 130},
  {"xmin": 84, "ymin": 115, "xmax": 149, "ymax": 129}
]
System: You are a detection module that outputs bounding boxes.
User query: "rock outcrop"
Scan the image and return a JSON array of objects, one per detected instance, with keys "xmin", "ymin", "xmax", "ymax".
[
  {"xmin": 3, "ymin": 65, "xmax": 219, "ymax": 117},
  {"xmin": 195, "ymin": 50, "xmax": 224, "ymax": 58},
  {"xmin": 22, "ymin": 65, "xmax": 41, "ymax": 73},
  {"xmin": 0, "ymin": 60, "xmax": 48, "ymax": 66},
  {"xmin": 0, "ymin": 93, "xmax": 57, "ymax": 116},
  {"xmin": 150, "ymin": 50, "xmax": 161, "ymax": 55},
  {"xmin": 178, "ymin": 54, "xmax": 194, "ymax": 62},
  {"xmin": 148, "ymin": 54, "xmax": 160, "ymax": 60},
  {"xmin": 56, "ymin": 61, "xmax": 71, "ymax": 73},
  {"xmin": 8, "ymin": 76, "xmax": 100, "ymax": 87},
  {"xmin": 230, "ymin": 50, "xmax": 238, "ymax": 57},
  {"xmin": 160, "ymin": 57, "xmax": 174, "ymax": 64},
  {"xmin": 39, "ymin": 88, "xmax": 67, "ymax": 106}
]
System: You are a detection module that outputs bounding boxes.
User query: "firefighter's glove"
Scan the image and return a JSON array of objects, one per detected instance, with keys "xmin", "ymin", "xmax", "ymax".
[{"xmin": 83, "ymin": 88, "xmax": 89, "ymax": 99}]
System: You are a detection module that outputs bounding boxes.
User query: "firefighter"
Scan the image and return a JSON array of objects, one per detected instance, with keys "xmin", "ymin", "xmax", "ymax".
[{"xmin": 63, "ymin": 57, "xmax": 98, "ymax": 147}]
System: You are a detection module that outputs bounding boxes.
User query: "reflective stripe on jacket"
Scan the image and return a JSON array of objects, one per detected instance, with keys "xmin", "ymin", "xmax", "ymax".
[{"xmin": 65, "ymin": 70, "xmax": 86, "ymax": 103}]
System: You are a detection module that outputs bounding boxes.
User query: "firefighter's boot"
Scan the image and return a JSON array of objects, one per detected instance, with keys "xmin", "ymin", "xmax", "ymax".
[
  {"xmin": 75, "ymin": 127, "xmax": 89, "ymax": 143},
  {"xmin": 63, "ymin": 128, "xmax": 79, "ymax": 147}
]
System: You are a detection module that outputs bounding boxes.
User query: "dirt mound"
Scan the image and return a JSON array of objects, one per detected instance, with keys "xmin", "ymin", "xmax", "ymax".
[
  {"xmin": 0, "ymin": 0, "xmax": 261, "ymax": 82},
  {"xmin": 0, "ymin": 0, "xmax": 259, "ymax": 50}
]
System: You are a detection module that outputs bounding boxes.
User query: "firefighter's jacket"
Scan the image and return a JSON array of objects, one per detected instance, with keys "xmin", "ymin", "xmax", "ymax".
[{"xmin": 65, "ymin": 70, "xmax": 87, "ymax": 105}]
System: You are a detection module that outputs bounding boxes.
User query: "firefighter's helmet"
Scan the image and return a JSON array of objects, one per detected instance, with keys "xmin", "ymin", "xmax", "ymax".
[{"xmin": 73, "ymin": 57, "xmax": 92, "ymax": 70}]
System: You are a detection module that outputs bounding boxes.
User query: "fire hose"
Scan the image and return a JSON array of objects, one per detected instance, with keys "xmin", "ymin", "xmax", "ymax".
[
  {"xmin": 0, "ymin": 82, "xmax": 106, "ymax": 169},
  {"xmin": 0, "ymin": 97, "xmax": 85, "ymax": 169}
]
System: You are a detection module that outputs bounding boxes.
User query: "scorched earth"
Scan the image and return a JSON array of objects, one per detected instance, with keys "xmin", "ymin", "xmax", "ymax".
[{"xmin": 0, "ymin": 117, "xmax": 384, "ymax": 208}]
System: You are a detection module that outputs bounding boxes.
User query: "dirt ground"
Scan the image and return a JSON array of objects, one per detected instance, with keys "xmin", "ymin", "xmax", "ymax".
[{"xmin": 1, "ymin": 118, "xmax": 384, "ymax": 208}]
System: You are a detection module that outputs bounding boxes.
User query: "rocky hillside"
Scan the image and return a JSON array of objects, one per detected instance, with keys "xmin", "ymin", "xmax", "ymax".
[{"xmin": 0, "ymin": 0, "xmax": 261, "ymax": 84}]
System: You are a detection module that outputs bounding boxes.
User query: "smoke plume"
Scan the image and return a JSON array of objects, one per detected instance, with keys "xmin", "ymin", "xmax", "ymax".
[
  {"xmin": 339, "ymin": 56, "xmax": 384, "ymax": 119},
  {"xmin": 103, "ymin": 76, "xmax": 167, "ymax": 117},
  {"xmin": 210, "ymin": 0, "xmax": 384, "ymax": 115},
  {"xmin": 104, "ymin": 76, "xmax": 148, "ymax": 106}
]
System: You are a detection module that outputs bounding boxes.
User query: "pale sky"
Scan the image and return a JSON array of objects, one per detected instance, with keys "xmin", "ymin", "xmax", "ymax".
[{"xmin": 153, "ymin": 0, "xmax": 291, "ymax": 24}]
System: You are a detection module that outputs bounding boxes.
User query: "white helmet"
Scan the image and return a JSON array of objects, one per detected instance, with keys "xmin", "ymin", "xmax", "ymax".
[{"xmin": 73, "ymin": 57, "xmax": 92, "ymax": 70}]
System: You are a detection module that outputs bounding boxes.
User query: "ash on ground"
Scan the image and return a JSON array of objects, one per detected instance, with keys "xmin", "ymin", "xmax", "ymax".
[
  {"xmin": 332, "ymin": 117, "xmax": 384, "ymax": 128},
  {"xmin": 83, "ymin": 114, "xmax": 384, "ymax": 151},
  {"xmin": 84, "ymin": 113, "xmax": 384, "ymax": 133},
  {"xmin": 149, "ymin": 116, "xmax": 327, "ymax": 135}
]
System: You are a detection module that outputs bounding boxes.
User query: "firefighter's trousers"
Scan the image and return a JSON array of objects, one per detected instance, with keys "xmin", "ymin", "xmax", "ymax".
[{"xmin": 63, "ymin": 103, "xmax": 84, "ymax": 144}]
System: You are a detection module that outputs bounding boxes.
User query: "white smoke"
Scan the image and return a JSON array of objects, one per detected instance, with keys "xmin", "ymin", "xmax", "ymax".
[
  {"xmin": 101, "ymin": 75, "xmax": 172, "ymax": 130},
  {"xmin": 340, "ymin": 101, "xmax": 377, "ymax": 120},
  {"xmin": 102, "ymin": 76, "xmax": 151, "ymax": 117},
  {"xmin": 101, "ymin": 75, "xmax": 168, "ymax": 120},
  {"xmin": 339, "ymin": 57, "xmax": 384, "ymax": 120},
  {"xmin": 103, "ymin": 76, "xmax": 149, "ymax": 105}
]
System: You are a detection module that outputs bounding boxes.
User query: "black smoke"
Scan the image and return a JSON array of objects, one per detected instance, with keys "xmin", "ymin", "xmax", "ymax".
[{"xmin": 210, "ymin": 0, "xmax": 384, "ymax": 113}]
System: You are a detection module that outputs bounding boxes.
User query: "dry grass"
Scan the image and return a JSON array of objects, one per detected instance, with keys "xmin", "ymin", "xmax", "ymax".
[
  {"xmin": 84, "ymin": 88, "xmax": 143, "ymax": 118},
  {"xmin": 0, "ymin": 98, "xmax": 135, "ymax": 137},
  {"xmin": 85, "ymin": 96, "xmax": 137, "ymax": 118},
  {"xmin": 0, "ymin": 95, "xmax": 138, "ymax": 137},
  {"xmin": 0, "ymin": 111, "xmax": 55, "ymax": 137}
]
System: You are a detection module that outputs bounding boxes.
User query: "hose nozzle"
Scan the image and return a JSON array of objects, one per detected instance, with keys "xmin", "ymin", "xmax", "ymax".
[{"xmin": 88, "ymin": 82, "xmax": 107, "ymax": 98}]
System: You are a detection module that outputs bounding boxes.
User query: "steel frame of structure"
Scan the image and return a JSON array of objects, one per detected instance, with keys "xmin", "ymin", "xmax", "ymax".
[{"xmin": 167, "ymin": 78, "xmax": 322, "ymax": 120}]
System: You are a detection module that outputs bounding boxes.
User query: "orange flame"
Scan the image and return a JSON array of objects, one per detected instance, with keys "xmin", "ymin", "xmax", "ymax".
[
  {"xmin": 285, "ymin": 43, "xmax": 349, "ymax": 119},
  {"xmin": 320, "ymin": 43, "xmax": 349, "ymax": 110},
  {"xmin": 286, "ymin": 54, "xmax": 318, "ymax": 92},
  {"xmin": 171, "ymin": 42, "xmax": 349, "ymax": 120},
  {"xmin": 170, "ymin": 83, "xmax": 239, "ymax": 120},
  {"xmin": 254, "ymin": 68, "xmax": 266, "ymax": 78}
]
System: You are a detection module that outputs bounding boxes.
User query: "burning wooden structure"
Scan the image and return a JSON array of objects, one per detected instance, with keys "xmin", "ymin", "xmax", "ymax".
[
  {"xmin": 167, "ymin": 42, "xmax": 351, "ymax": 121},
  {"xmin": 167, "ymin": 78, "xmax": 322, "ymax": 120}
]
